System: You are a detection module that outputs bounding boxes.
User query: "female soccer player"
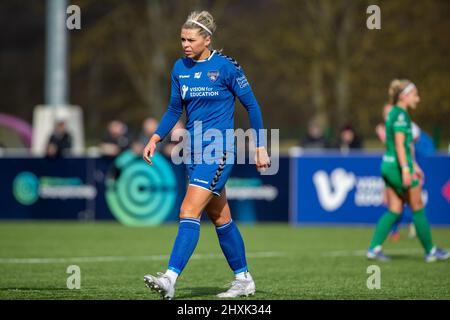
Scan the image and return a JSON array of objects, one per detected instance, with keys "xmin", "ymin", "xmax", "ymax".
[
  {"xmin": 376, "ymin": 103, "xmax": 417, "ymax": 242},
  {"xmin": 367, "ymin": 79, "xmax": 449, "ymax": 262},
  {"xmin": 142, "ymin": 11, "xmax": 270, "ymax": 299}
]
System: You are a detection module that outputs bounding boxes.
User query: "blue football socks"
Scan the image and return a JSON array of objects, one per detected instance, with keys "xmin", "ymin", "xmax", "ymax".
[
  {"xmin": 215, "ymin": 220, "xmax": 248, "ymax": 274},
  {"xmin": 167, "ymin": 218, "xmax": 201, "ymax": 275}
]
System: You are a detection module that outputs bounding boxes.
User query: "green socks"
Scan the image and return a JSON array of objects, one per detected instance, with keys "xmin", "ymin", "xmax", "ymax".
[
  {"xmin": 412, "ymin": 208, "xmax": 434, "ymax": 254},
  {"xmin": 369, "ymin": 208, "xmax": 434, "ymax": 254},
  {"xmin": 369, "ymin": 211, "xmax": 400, "ymax": 249}
]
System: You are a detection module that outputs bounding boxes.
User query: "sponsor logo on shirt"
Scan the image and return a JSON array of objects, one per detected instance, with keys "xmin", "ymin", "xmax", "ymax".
[
  {"xmin": 179, "ymin": 74, "xmax": 190, "ymax": 79},
  {"xmin": 188, "ymin": 87, "xmax": 219, "ymax": 97},
  {"xmin": 236, "ymin": 75, "xmax": 249, "ymax": 89},
  {"xmin": 194, "ymin": 72, "xmax": 202, "ymax": 79},
  {"xmin": 193, "ymin": 178, "xmax": 209, "ymax": 185},
  {"xmin": 181, "ymin": 85, "xmax": 189, "ymax": 99},
  {"xmin": 394, "ymin": 113, "xmax": 407, "ymax": 127}
]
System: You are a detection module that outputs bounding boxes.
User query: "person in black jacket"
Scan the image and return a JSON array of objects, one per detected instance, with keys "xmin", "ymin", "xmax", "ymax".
[
  {"xmin": 46, "ymin": 120, "xmax": 72, "ymax": 158},
  {"xmin": 339, "ymin": 124, "xmax": 362, "ymax": 153}
]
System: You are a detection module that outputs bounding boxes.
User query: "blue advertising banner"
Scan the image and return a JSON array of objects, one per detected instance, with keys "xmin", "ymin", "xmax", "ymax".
[
  {"xmin": 0, "ymin": 151, "xmax": 186, "ymax": 225},
  {"xmin": 95, "ymin": 151, "xmax": 186, "ymax": 224},
  {"xmin": 0, "ymin": 153, "xmax": 290, "ymax": 224},
  {"xmin": 226, "ymin": 157, "xmax": 289, "ymax": 223},
  {"xmin": 290, "ymin": 153, "xmax": 450, "ymax": 225},
  {"xmin": 3, "ymin": 157, "xmax": 95, "ymax": 220}
]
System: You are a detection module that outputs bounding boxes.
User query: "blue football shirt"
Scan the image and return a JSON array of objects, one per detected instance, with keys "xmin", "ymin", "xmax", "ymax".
[{"xmin": 155, "ymin": 50, "xmax": 265, "ymax": 154}]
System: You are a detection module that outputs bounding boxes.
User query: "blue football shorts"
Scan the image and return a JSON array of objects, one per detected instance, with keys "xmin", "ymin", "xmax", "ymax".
[{"xmin": 186, "ymin": 151, "xmax": 234, "ymax": 196}]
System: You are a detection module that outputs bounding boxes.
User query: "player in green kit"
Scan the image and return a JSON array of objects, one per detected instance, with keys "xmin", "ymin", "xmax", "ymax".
[{"xmin": 367, "ymin": 79, "xmax": 449, "ymax": 262}]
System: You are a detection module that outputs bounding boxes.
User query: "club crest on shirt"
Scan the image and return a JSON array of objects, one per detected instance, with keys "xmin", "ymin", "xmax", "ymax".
[{"xmin": 207, "ymin": 70, "xmax": 220, "ymax": 82}]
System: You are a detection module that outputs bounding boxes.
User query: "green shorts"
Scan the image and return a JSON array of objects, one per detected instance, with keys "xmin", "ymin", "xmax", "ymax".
[{"xmin": 381, "ymin": 162, "xmax": 419, "ymax": 197}]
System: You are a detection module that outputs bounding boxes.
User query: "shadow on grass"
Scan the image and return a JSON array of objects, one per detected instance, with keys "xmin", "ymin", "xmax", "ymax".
[
  {"xmin": 175, "ymin": 286, "xmax": 270, "ymax": 299},
  {"xmin": 387, "ymin": 254, "xmax": 423, "ymax": 261},
  {"xmin": 176, "ymin": 286, "xmax": 222, "ymax": 299},
  {"xmin": 175, "ymin": 287, "xmax": 265, "ymax": 300}
]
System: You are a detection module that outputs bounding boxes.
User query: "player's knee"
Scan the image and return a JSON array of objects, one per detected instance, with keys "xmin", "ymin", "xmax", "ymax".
[
  {"xmin": 207, "ymin": 209, "xmax": 232, "ymax": 226},
  {"xmin": 389, "ymin": 204, "xmax": 403, "ymax": 214},
  {"xmin": 411, "ymin": 199, "xmax": 424, "ymax": 211},
  {"xmin": 207, "ymin": 211, "xmax": 225, "ymax": 226},
  {"xmin": 206, "ymin": 209, "xmax": 219, "ymax": 220},
  {"xmin": 179, "ymin": 204, "xmax": 200, "ymax": 219}
]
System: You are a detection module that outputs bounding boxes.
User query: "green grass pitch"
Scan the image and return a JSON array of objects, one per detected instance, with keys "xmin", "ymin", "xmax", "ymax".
[{"xmin": 0, "ymin": 221, "xmax": 449, "ymax": 300}]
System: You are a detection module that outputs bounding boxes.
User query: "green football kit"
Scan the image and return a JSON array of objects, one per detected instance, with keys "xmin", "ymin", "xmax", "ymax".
[{"xmin": 381, "ymin": 105, "xmax": 419, "ymax": 196}]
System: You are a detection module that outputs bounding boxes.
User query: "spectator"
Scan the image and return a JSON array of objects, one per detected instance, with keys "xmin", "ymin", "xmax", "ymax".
[
  {"xmin": 339, "ymin": 124, "xmax": 362, "ymax": 153},
  {"xmin": 139, "ymin": 117, "xmax": 160, "ymax": 145},
  {"xmin": 100, "ymin": 120, "xmax": 131, "ymax": 157},
  {"xmin": 300, "ymin": 119, "xmax": 329, "ymax": 149},
  {"xmin": 132, "ymin": 117, "xmax": 161, "ymax": 155},
  {"xmin": 161, "ymin": 120, "xmax": 185, "ymax": 158},
  {"xmin": 0, "ymin": 140, "xmax": 5, "ymax": 156},
  {"xmin": 46, "ymin": 120, "xmax": 72, "ymax": 158},
  {"xmin": 133, "ymin": 118, "xmax": 185, "ymax": 159}
]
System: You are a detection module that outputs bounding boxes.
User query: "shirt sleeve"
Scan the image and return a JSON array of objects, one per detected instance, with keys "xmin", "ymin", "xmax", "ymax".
[
  {"xmin": 392, "ymin": 112, "xmax": 409, "ymax": 134},
  {"xmin": 225, "ymin": 62, "xmax": 252, "ymax": 98},
  {"xmin": 238, "ymin": 91, "xmax": 266, "ymax": 147},
  {"xmin": 225, "ymin": 63, "xmax": 266, "ymax": 147},
  {"xmin": 154, "ymin": 67, "xmax": 183, "ymax": 140}
]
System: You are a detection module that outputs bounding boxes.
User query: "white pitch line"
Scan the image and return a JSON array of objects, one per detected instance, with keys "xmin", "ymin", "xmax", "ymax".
[
  {"xmin": 322, "ymin": 248, "xmax": 450, "ymax": 257},
  {"xmin": 0, "ymin": 251, "xmax": 285, "ymax": 265}
]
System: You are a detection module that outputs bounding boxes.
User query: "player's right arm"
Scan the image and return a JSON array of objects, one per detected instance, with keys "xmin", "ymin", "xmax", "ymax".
[
  {"xmin": 392, "ymin": 111, "xmax": 411, "ymax": 187},
  {"xmin": 394, "ymin": 132, "xmax": 411, "ymax": 187},
  {"xmin": 143, "ymin": 134, "xmax": 160, "ymax": 165},
  {"xmin": 143, "ymin": 65, "xmax": 183, "ymax": 165}
]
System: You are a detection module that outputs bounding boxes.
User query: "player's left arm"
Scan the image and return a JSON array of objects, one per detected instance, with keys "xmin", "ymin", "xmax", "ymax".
[{"xmin": 225, "ymin": 63, "xmax": 270, "ymax": 171}]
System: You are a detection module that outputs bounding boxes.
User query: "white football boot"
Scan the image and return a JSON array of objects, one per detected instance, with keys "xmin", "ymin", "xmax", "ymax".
[
  {"xmin": 144, "ymin": 272, "xmax": 175, "ymax": 300},
  {"xmin": 217, "ymin": 273, "xmax": 256, "ymax": 298},
  {"xmin": 425, "ymin": 247, "xmax": 450, "ymax": 263}
]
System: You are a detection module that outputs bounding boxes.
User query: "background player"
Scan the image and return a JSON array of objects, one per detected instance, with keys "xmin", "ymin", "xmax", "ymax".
[
  {"xmin": 367, "ymin": 79, "xmax": 449, "ymax": 262},
  {"xmin": 376, "ymin": 103, "xmax": 416, "ymax": 241}
]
